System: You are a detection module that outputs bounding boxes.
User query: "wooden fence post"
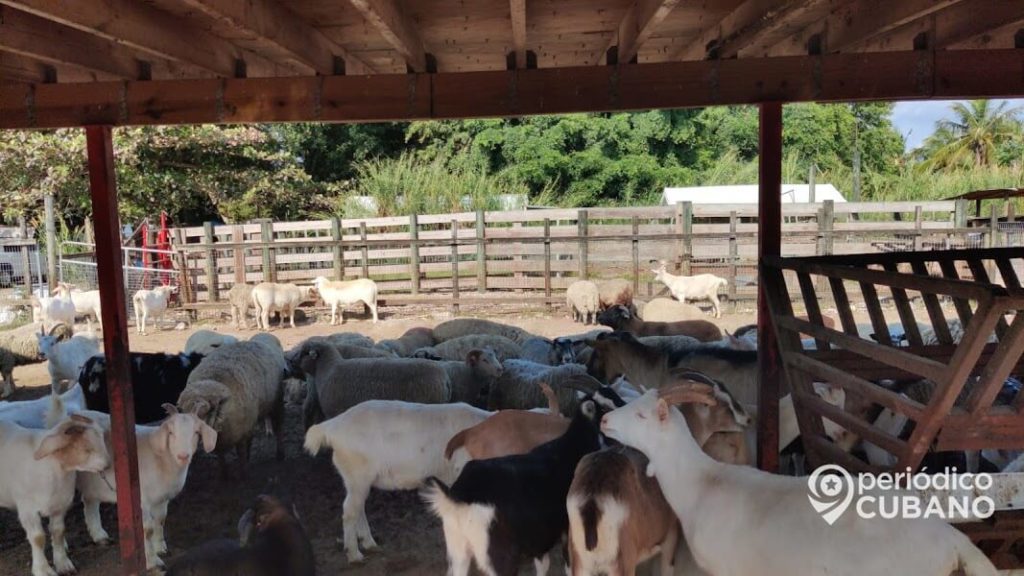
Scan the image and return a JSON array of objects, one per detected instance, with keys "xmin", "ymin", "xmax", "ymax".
[
  {"xmin": 18, "ymin": 217, "xmax": 32, "ymax": 294},
  {"xmin": 578, "ymin": 210, "xmax": 589, "ymax": 279},
  {"xmin": 681, "ymin": 201, "xmax": 693, "ymax": 275},
  {"xmin": 989, "ymin": 204, "xmax": 1000, "ymax": 248},
  {"xmin": 359, "ymin": 222, "xmax": 369, "ymax": 278},
  {"xmin": 631, "ymin": 216, "xmax": 640, "ymax": 297},
  {"xmin": 451, "ymin": 220, "xmax": 460, "ymax": 316},
  {"xmin": 913, "ymin": 206, "xmax": 923, "ymax": 251},
  {"xmin": 954, "ymin": 199, "xmax": 968, "ymax": 228},
  {"xmin": 331, "ymin": 216, "xmax": 344, "ymax": 280},
  {"xmin": 203, "ymin": 222, "xmax": 219, "ymax": 302},
  {"xmin": 410, "ymin": 214, "xmax": 420, "ymax": 295},
  {"xmin": 260, "ymin": 220, "xmax": 275, "ymax": 283},
  {"xmin": 232, "ymin": 225, "xmax": 245, "ymax": 284},
  {"xmin": 544, "ymin": 218, "xmax": 552, "ymax": 312},
  {"xmin": 729, "ymin": 211, "xmax": 738, "ymax": 306},
  {"xmin": 674, "ymin": 202, "xmax": 684, "ymax": 271},
  {"xmin": 476, "ymin": 210, "xmax": 486, "ymax": 293},
  {"xmin": 816, "ymin": 200, "xmax": 835, "ymax": 293}
]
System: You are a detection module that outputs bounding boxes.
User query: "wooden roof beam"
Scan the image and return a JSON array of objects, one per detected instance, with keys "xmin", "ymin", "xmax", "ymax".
[
  {"xmin": 716, "ymin": 0, "xmax": 830, "ymax": 59},
  {"xmin": 608, "ymin": 0, "xmax": 682, "ymax": 64},
  {"xmin": 509, "ymin": 0, "xmax": 527, "ymax": 69},
  {"xmin": 825, "ymin": 0, "xmax": 963, "ymax": 53},
  {"xmin": 0, "ymin": 6, "xmax": 148, "ymax": 79},
  {"xmin": 348, "ymin": 0, "xmax": 428, "ymax": 73},
  {"xmin": 176, "ymin": 0, "xmax": 372, "ymax": 75},
  {"xmin": 0, "ymin": 0, "xmax": 259, "ymax": 78},
  {"xmin": 0, "ymin": 51, "xmax": 53, "ymax": 84},
  {"xmin": 853, "ymin": 0, "xmax": 1024, "ymax": 52},
  {"xmin": 673, "ymin": 0, "xmax": 798, "ymax": 61}
]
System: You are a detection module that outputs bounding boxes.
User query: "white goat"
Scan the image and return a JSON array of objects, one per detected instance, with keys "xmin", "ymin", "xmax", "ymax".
[
  {"xmin": 304, "ymin": 400, "xmax": 490, "ymax": 563},
  {"xmin": 312, "ymin": 276, "xmax": 379, "ymax": 325},
  {"xmin": 0, "ymin": 384, "xmax": 86, "ymax": 428},
  {"xmin": 0, "ymin": 414, "xmax": 109, "ymax": 576},
  {"xmin": 133, "ymin": 285, "xmax": 178, "ymax": 335},
  {"xmin": 601, "ymin": 386, "xmax": 999, "ymax": 576},
  {"xmin": 252, "ymin": 282, "xmax": 306, "ymax": 330},
  {"xmin": 38, "ymin": 331, "xmax": 100, "ymax": 392},
  {"xmin": 31, "ymin": 293, "xmax": 76, "ymax": 332},
  {"xmin": 651, "ymin": 261, "xmax": 727, "ymax": 318},
  {"xmin": 54, "ymin": 283, "xmax": 103, "ymax": 330}
]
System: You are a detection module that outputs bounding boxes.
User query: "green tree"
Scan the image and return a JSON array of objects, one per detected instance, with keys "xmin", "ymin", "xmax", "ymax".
[{"xmin": 917, "ymin": 100, "xmax": 1022, "ymax": 170}]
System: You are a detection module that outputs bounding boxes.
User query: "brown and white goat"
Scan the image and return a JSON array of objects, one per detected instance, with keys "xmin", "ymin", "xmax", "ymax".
[
  {"xmin": 598, "ymin": 305, "xmax": 721, "ymax": 342},
  {"xmin": 444, "ymin": 383, "xmax": 565, "ymax": 462}
]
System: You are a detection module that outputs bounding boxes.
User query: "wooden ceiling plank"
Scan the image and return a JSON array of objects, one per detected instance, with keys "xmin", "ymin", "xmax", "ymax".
[
  {"xmin": 175, "ymin": 0, "xmax": 372, "ymax": 75},
  {"xmin": 347, "ymin": 0, "xmax": 427, "ymax": 72},
  {"xmin": 0, "ymin": 0, "xmax": 250, "ymax": 78},
  {"xmin": 0, "ymin": 6, "xmax": 143, "ymax": 79},
  {"xmin": 510, "ymin": 0, "xmax": 527, "ymax": 68},
  {"xmin": 1, "ymin": 51, "xmax": 51, "ymax": 84},
  {"xmin": 715, "ymin": 0, "xmax": 830, "ymax": 59},
  {"xmin": 673, "ymin": 0, "xmax": 787, "ymax": 61},
  {"xmin": 826, "ymin": 0, "xmax": 963, "ymax": 53},
  {"xmin": 852, "ymin": 0, "xmax": 1024, "ymax": 52},
  {"xmin": 610, "ymin": 0, "xmax": 682, "ymax": 64}
]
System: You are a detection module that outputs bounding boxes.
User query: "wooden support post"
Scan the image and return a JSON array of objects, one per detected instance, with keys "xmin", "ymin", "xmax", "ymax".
[
  {"xmin": 260, "ymin": 220, "xmax": 275, "ymax": 283},
  {"xmin": 84, "ymin": 217, "xmax": 95, "ymax": 245},
  {"xmin": 451, "ymin": 220, "xmax": 460, "ymax": 316},
  {"xmin": 954, "ymin": 199, "xmax": 968, "ymax": 228},
  {"xmin": 913, "ymin": 205, "xmax": 923, "ymax": 252},
  {"xmin": 232, "ymin": 226, "xmax": 245, "ymax": 284},
  {"xmin": 359, "ymin": 222, "xmax": 369, "ymax": 278},
  {"xmin": 84, "ymin": 125, "xmax": 146, "ymax": 576},
  {"xmin": 729, "ymin": 211, "xmax": 738, "ymax": 306},
  {"xmin": 331, "ymin": 216, "xmax": 344, "ymax": 280},
  {"xmin": 757, "ymin": 102, "xmax": 783, "ymax": 473},
  {"xmin": 410, "ymin": 214, "xmax": 420, "ymax": 295},
  {"xmin": 674, "ymin": 202, "xmax": 684, "ymax": 271},
  {"xmin": 202, "ymin": 222, "xmax": 218, "ymax": 302},
  {"xmin": 578, "ymin": 210, "xmax": 589, "ymax": 279},
  {"xmin": 544, "ymin": 218, "xmax": 552, "ymax": 312},
  {"xmin": 631, "ymin": 216, "xmax": 640, "ymax": 297},
  {"xmin": 476, "ymin": 210, "xmax": 487, "ymax": 293},
  {"xmin": 18, "ymin": 217, "xmax": 32, "ymax": 294},
  {"xmin": 44, "ymin": 193, "xmax": 57, "ymax": 292},
  {"xmin": 681, "ymin": 201, "xmax": 693, "ymax": 275},
  {"xmin": 817, "ymin": 200, "xmax": 834, "ymax": 293}
]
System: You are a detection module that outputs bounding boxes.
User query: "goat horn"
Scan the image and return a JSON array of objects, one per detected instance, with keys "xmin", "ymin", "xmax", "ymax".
[{"xmin": 659, "ymin": 381, "xmax": 717, "ymax": 406}]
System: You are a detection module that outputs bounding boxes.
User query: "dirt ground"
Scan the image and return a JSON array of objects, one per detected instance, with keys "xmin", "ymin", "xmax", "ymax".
[{"xmin": 0, "ymin": 303, "xmax": 759, "ymax": 576}]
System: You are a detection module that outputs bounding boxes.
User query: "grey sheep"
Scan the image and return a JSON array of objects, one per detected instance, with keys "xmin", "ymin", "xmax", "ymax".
[
  {"xmin": 1, "ymin": 323, "xmax": 73, "ymax": 398},
  {"xmin": 437, "ymin": 348, "xmax": 504, "ymax": 406},
  {"xmin": 412, "ymin": 334, "xmax": 522, "ymax": 362},
  {"xmin": 566, "ymin": 280, "xmax": 600, "ymax": 324},
  {"xmin": 374, "ymin": 327, "xmax": 435, "ymax": 357},
  {"xmin": 177, "ymin": 335, "xmax": 287, "ymax": 476},
  {"xmin": 520, "ymin": 336, "xmax": 576, "ymax": 366},
  {"xmin": 487, "ymin": 359, "xmax": 601, "ymax": 416},
  {"xmin": 292, "ymin": 339, "xmax": 453, "ymax": 429},
  {"xmin": 326, "ymin": 332, "xmax": 375, "ymax": 349},
  {"xmin": 227, "ymin": 283, "xmax": 254, "ymax": 329},
  {"xmin": 638, "ymin": 334, "xmax": 702, "ymax": 357},
  {"xmin": 432, "ymin": 318, "xmax": 534, "ymax": 345},
  {"xmin": 286, "ymin": 336, "xmax": 395, "ymax": 364}
]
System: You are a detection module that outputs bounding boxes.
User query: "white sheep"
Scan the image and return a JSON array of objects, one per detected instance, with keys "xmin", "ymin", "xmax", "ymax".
[
  {"xmin": 176, "ymin": 336, "xmax": 287, "ymax": 475},
  {"xmin": 132, "ymin": 285, "xmax": 178, "ymax": 335},
  {"xmin": 37, "ymin": 331, "xmax": 101, "ymax": 392},
  {"xmin": 251, "ymin": 282, "xmax": 307, "ymax": 330},
  {"xmin": 55, "ymin": 283, "xmax": 102, "ymax": 330},
  {"xmin": 651, "ymin": 260, "xmax": 728, "ymax": 318},
  {"xmin": 304, "ymin": 400, "xmax": 491, "ymax": 563},
  {"xmin": 0, "ymin": 323, "xmax": 73, "ymax": 398},
  {"xmin": 0, "ymin": 414, "xmax": 109, "ymax": 576},
  {"xmin": 414, "ymin": 333, "xmax": 522, "ymax": 362},
  {"xmin": 31, "ymin": 293, "xmax": 76, "ymax": 332},
  {"xmin": 637, "ymin": 297, "xmax": 705, "ymax": 322},
  {"xmin": 312, "ymin": 276, "xmax": 379, "ymax": 325},
  {"xmin": 566, "ymin": 280, "xmax": 600, "ymax": 325},
  {"xmin": 183, "ymin": 329, "xmax": 239, "ymax": 356},
  {"xmin": 601, "ymin": 386, "xmax": 999, "ymax": 576},
  {"xmin": 227, "ymin": 283, "xmax": 254, "ymax": 329}
]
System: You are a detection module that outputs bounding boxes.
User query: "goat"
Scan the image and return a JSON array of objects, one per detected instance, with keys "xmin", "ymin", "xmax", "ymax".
[
  {"xmin": 54, "ymin": 283, "xmax": 102, "ymax": 330},
  {"xmin": 650, "ymin": 260, "xmax": 727, "ymax": 318},
  {"xmin": 598, "ymin": 304, "xmax": 722, "ymax": 342},
  {"xmin": 133, "ymin": 284, "xmax": 178, "ymax": 334},
  {"xmin": 79, "ymin": 351, "xmax": 204, "ymax": 424}
]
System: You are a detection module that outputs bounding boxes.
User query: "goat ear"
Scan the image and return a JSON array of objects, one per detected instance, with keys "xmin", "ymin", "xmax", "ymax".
[
  {"xmin": 581, "ymin": 399, "xmax": 597, "ymax": 420},
  {"xmin": 646, "ymin": 461, "xmax": 656, "ymax": 477},
  {"xmin": 656, "ymin": 398, "xmax": 672, "ymax": 424},
  {"xmin": 198, "ymin": 419, "xmax": 218, "ymax": 453},
  {"xmin": 162, "ymin": 403, "xmax": 178, "ymax": 416},
  {"xmin": 34, "ymin": 423, "xmax": 86, "ymax": 460}
]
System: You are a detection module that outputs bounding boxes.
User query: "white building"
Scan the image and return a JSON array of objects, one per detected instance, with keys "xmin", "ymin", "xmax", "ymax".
[{"xmin": 661, "ymin": 184, "xmax": 846, "ymax": 205}]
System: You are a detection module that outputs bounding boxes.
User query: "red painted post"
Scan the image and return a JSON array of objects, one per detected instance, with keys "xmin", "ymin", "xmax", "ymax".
[
  {"xmin": 756, "ymin": 102, "xmax": 783, "ymax": 473},
  {"xmin": 85, "ymin": 126, "xmax": 147, "ymax": 575}
]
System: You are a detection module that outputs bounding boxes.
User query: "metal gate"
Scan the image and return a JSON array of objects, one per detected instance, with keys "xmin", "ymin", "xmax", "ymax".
[{"xmin": 59, "ymin": 242, "xmax": 180, "ymax": 316}]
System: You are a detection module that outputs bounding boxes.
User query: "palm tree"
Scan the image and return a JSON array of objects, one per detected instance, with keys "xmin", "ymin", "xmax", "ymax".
[{"xmin": 917, "ymin": 100, "xmax": 1022, "ymax": 170}]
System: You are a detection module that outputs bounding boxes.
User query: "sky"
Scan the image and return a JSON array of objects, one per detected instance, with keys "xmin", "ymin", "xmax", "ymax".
[{"xmin": 891, "ymin": 99, "xmax": 1024, "ymax": 151}]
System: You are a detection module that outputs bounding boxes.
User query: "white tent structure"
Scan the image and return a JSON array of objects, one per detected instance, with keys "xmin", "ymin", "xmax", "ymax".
[{"xmin": 662, "ymin": 184, "xmax": 846, "ymax": 205}]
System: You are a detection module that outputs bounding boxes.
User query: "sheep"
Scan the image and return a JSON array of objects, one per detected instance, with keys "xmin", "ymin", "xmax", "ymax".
[
  {"xmin": 325, "ymin": 331, "xmax": 376, "ymax": 349},
  {"xmin": 637, "ymin": 334, "xmax": 702, "ymax": 357},
  {"xmin": 414, "ymin": 333, "xmax": 523, "ymax": 362},
  {"xmin": 184, "ymin": 329, "xmax": 239, "ymax": 356},
  {"xmin": 651, "ymin": 260, "xmax": 728, "ymax": 318},
  {"xmin": 166, "ymin": 494, "xmax": 315, "ymax": 576},
  {"xmin": 520, "ymin": 336, "xmax": 576, "ymax": 366},
  {"xmin": 567, "ymin": 444, "xmax": 680, "ymax": 576},
  {"xmin": 432, "ymin": 317, "xmax": 534, "ymax": 345},
  {"xmin": 595, "ymin": 278, "xmax": 634, "ymax": 311},
  {"xmin": 79, "ymin": 351, "xmax": 205, "ymax": 424},
  {"xmin": 0, "ymin": 414, "xmax": 109, "ymax": 576},
  {"xmin": 438, "ymin": 349, "xmax": 504, "ymax": 406},
  {"xmin": 598, "ymin": 304, "xmax": 722, "ymax": 342},
  {"xmin": 176, "ymin": 337, "xmax": 287, "ymax": 475},
  {"xmin": 0, "ymin": 384, "xmax": 86, "ymax": 428},
  {"xmin": 30, "ymin": 293, "xmax": 76, "ymax": 332},
  {"xmin": 54, "ymin": 283, "xmax": 103, "ymax": 330},
  {"xmin": 133, "ymin": 284, "xmax": 178, "ymax": 335},
  {"xmin": 375, "ymin": 326, "xmax": 435, "ymax": 357},
  {"xmin": 637, "ymin": 297, "xmax": 705, "ymax": 322},
  {"xmin": 304, "ymin": 400, "xmax": 491, "ymax": 563},
  {"xmin": 290, "ymin": 339, "xmax": 452, "ymax": 429},
  {"xmin": 600, "ymin": 385, "xmax": 1000, "ymax": 576},
  {"xmin": 0, "ymin": 323, "xmax": 73, "ymax": 398},
  {"xmin": 421, "ymin": 389, "xmax": 620, "ymax": 576},
  {"xmin": 37, "ymin": 330, "xmax": 100, "ymax": 392},
  {"xmin": 227, "ymin": 283, "xmax": 254, "ymax": 329},
  {"xmin": 251, "ymin": 282, "xmax": 307, "ymax": 330},
  {"xmin": 312, "ymin": 276, "xmax": 379, "ymax": 324},
  {"xmin": 488, "ymin": 359, "xmax": 604, "ymax": 416},
  {"xmin": 566, "ymin": 280, "xmax": 601, "ymax": 324},
  {"xmin": 48, "ymin": 403, "xmax": 217, "ymax": 569}
]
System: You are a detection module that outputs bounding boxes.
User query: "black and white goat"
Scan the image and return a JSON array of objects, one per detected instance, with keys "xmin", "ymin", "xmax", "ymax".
[{"xmin": 78, "ymin": 351, "xmax": 205, "ymax": 424}]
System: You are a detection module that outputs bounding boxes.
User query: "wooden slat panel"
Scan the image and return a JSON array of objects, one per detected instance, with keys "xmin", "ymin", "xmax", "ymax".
[
  {"xmin": 883, "ymin": 261, "xmax": 923, "ymax": 346},
  {"xmin": 966, "ymin": 314, "xmax": 1024, "ymax": 415},
  {"xmin": 860, "ymin": 280, "xmax": 892, "ymax": 346},
  {"xmin": 938, "ymin": 258, "xmax": 976, "ymax": 327},
  {"xmin": 795, "ymin": 391, "xmax": 909, "ymax": 456},
  {"xmin": 966, "ymin": 258, "xmax": 1010, "ymax": 338},
  {"xmin": 803, "ymin": 434, "xmax": 880, "ymax": 473},
  {"xmin": 828, "ymin": 277, "xmax": 859, "ymax": 335},
  {"xmin": 910, "ymin": 260, "xmax": 954, "ymax": 345},
  {"xmin": 796, "ymin": 271, "xmax": 829, "ymax": 350}
]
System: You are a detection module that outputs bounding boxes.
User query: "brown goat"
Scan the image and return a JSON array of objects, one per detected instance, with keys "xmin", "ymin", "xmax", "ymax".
[
  {"xmin": 596, "ymin": 278, "xmax": 634, "ymax": 311},
  {"xmin": 598, "ymin": 305, "xmax": 721, "ymax": 342}
]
